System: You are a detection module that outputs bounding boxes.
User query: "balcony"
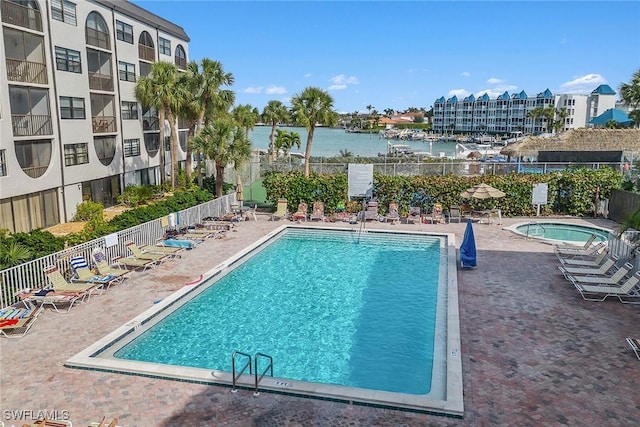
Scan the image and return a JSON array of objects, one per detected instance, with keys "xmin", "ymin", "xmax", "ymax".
[
  {"xmin": 22, "ymin": 165, "xmax": 48, "ymax": 178},
  {"xmin": 5, "ymin": 58, "xmax": 47, "ymax": 84},
  {"xmin": 11, "ymin": 114, "xmax": 52, "ymax": 136},
  {"xmin": 1, "ymin": 0, "xmax": 42, "ymax": 31},
  {"xmin": 88, "ymin": 72, "xmax": 114, "ymax": 92},
  {"xmin": 138, "ymin": 45, "xmax": 155, "ymax": 62},
  {"xmin": 92, "ymin": 116, "xmax": 117, "ymax": 133}
]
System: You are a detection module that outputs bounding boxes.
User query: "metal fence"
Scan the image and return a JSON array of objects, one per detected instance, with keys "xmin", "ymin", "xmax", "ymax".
[{"xmin": 0, "ymin": 193, "xmax": 237, "ymax": 308}]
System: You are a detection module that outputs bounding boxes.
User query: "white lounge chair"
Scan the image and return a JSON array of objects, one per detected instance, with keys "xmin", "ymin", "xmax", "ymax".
[
  {"xmin": 566, "ymin": 262, "xmax": 633, "ymax": 285},
  {"xmin": 554, "ymin": 241, "xmax": 607, "ymax": 259},
  {"xmin": 557, "ymin": 247, "xmax": 609, "ymax": 266},
  {"xmin": 553, "ymin": 233, "xmax": 597, "ymax": 251},
  {"xmin": 626, "ymin": 337, "xmax": 640, "ymax": 360},
  {"xmin": 558, "ymin": 255, "xmax": 618, "ymax": 280},
  {"xmin": 572, "ymin": 271, "xmax": 640, "ymax": 302}
]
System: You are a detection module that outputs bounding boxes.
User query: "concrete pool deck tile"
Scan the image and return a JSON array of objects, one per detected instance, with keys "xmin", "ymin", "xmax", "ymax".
[{"xmin": 2, "ymin": 216, "xmax": 640, "ymax": 426}]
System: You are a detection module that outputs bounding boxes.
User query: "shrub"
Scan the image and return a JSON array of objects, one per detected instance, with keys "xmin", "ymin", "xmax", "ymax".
[{"xmin": 73, "ymin": 200, "xmax": 104, "ymax": 222}]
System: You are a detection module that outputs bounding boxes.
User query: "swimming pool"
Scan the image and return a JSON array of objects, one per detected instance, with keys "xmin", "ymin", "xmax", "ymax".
[
  {"xmin": 507, "ymin": 222, "xmax": 611, "ymax": 245},
  {"xmin": 67, "ymin": 226, "xmax": 463, "ymax": 415}
]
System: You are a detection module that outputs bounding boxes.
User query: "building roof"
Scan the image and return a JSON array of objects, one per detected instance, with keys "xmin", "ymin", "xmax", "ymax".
[
  {"xmin": 447, "ymin": 95, "xmax": 458, "ymax": 103},
  {"xmin": 537, "ymin": 89, "xmax": 553, "ymax": 99},
  {"xmin": 463, "ymin": 94, "xmax": 476, "ymax": 103},
  {"xmin": 589, "ymin": 108, "xmax": 633, "ymax": 125},
  {"xmin": 591, "ymin": 84, "xmax": 616, "ymax": 95},
  {"xmin": 435, "ymin": 96, "xmax": 446, "ymax": 103},
  {"xmin": 477, "ymin": 93, "xmax": 490, "ymax": 102},
  {"xmin": 497, "ymin": 91, "xmax": 510, "ymax": 101},
  {"xmin": 95, "ymin": 0, "xmax": 190, "ymax": 41},
  {"xmin": 502, "ymin": 129, "xmax": 640, "ymax": 156}
]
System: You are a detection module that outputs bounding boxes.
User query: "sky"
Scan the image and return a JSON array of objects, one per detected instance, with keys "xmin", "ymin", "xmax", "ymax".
[{"xmin": 130, "ymin": 1, "xmax": 640, "ymax": 114}]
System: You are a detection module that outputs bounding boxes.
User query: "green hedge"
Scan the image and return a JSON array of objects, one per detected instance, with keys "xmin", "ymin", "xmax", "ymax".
[{"xmin": 263, "ymin": 168, "xmax": 623, "ymax": 216}]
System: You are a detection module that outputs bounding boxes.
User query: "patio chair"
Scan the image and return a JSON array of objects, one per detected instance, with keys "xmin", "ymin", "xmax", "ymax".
[
  {"xmin": 558, "ymin": 255, "xmax": 619, "ymax": 280},
  {"xmin": 553, "ymin": 233, "xmax": 597, "ymax": 252},
  {"xmin": 557, "ymin": 246, "xmax": 609, "ymax": 266},
  {"xmin": 91, "ymin": 247, "xmax": 130, "ymax": 278},
  {"xmin": 566, "ymin": 262, "xmax": 634, "ymax": 285},
  {"xmin": 554, "ymin": 241, "xmax": 607, "ymax": 259},
  {"xmin": 361, "ymin": 201, "xmax": 380, "ymax": 222},
  {"xmin": 448, "ymin": 205, "xmax": 463, "ymax": 223},
  {"xmin": 383, "ymin": 202, "xmax": 400, "ymax": 224},
  {"xmin": 271, "ymin": 198, "xmax": 288, "ymax": 221},
  {"xmin": 113, "ymin": 255, "xmax": 156, "ymax": 271},
  {"xmin": 626, "ymin": 337, "xmax": 640, "ymax": 360},
  {"xmin": 571, "ymin": 270, "xmax": 640, "ymax": 302},
  {"xmin": 69, "ymin": 256, "xmax": 123, "ymax": 289},
  {"xmin": 43, "ymin": 265, "xmax": 103, "ymax": 298},
  {"xmin": 140, "ymin": 244, "xmax": 184, "ymax": 258},
  {"xmin": 125, "ymin": 241, "xmax": 170, "ymax": 263},
  {"xmin": 245, "ymin": 204, "xmax": 258, "ymax": 222},
  {"xmin": 0, "ymin": 300, "xmax": 43, "ymax": 338},
  {"xmin": 292, "ymin": 202, "xmax": 308, "ymax": 221},
  {"xmin": 406, "ymin": 206, "xmax": 421, "ymax": 224},
  {"xmin": 425, "ymin": 203, "xmax": 445, "ymax": 224},
  {"xmin": 310, "ymin": 201, "xmax": 326, "ymax": 221}
]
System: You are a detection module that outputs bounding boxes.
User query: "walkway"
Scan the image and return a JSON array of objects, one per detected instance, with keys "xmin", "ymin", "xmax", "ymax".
[{"xmin": 1, "ymin": 215, "xmax": 639, "ymax": 426}]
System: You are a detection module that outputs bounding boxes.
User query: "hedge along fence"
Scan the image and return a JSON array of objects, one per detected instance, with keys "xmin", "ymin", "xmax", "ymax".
[{"xmin": 262, "ymin": 167, "xmax": 623, "ymax": 217}]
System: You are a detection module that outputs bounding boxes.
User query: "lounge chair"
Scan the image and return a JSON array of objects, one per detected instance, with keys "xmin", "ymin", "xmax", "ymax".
[
  {"xmin": 69, "ymin": 256, "xmax": 123, "ymax": 289},
  {"xmin": 425, "ymin": 203, "xmax": 445, "ymax": 224},
  {"xmin": 566, "ymin": 261, "xmax": 633, "ymax": 285},
  {"xmin": 572, "ymin": 271, "xmax": 640, "ymax": 302},
  {"xmin": 140, "ymin": 244, "xmax": 184, "ymax": 258},
  {"xmin": 113, "ymin": 256, "xmax": 156, "ymax": 271},
  {"xmin": 43, "ymin": 265, "xmax": 103, "ymax": 298},
  {"xmin": 557, "ymin": 247, "xmax": 609, "ymax": 266},
  {"xmin": 91, "ymin": 247, "xmax": 130, "ymax": 278},
  {"xmin": 309, "ymin": 201, "xmax": 325, "ymax": 221},
  {"xmin": 407, "ymin": 206, "xmax": 421, "ymax": 224},
  {"xmin": 626, "ymin": 337, "xmax": 640, "ymax": 360},
  {"xmin": 125, "ymin": 241, "xmax": 169, "ymax": 263},
  {"xmin": 553, "ymin": 233, "xmax": 598, "ymax": 254},
  {"xmin": 448, "ymin": 205, "xmax": 463, "ymax": 223},
  {"xmin": 554, "ymin": 241, "xmax": 607, "ymax": 259},
  {"xmin": 271, "ymin": 198, "xmax": 288, "ymax": 221},
  {"xmin": 292, "ymin": 202, "xmax": 308, "ymax": 221},
  {"xmin": 25, "ymin": 418, "xmax": 73, "ymax": 426},
  {"xmin": 361, "ymin": 201, "xmax": 380, "ymax": 222},
  {"xmin": 383, "ymin": 202, "xmax": 400, "ymax": 224},
  {"xmin": 0, "ymin": 300, "xmax": 42, "ymax": 338},
  {"xmin": 558, "ymin": 255, "xmax": 619, "ymax": 280}
]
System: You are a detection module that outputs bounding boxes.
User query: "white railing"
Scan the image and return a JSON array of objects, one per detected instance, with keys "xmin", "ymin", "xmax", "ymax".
[{"xmin": 0, "ymin": 193, "xmax": 236, "ymax": 308}]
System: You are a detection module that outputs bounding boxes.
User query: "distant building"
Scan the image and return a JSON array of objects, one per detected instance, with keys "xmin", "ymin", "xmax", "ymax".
[
  {"xmin": 1, "ymin": 0, "xmax": 190, "ymax": 232},
  {"xmin": 432, "ymin": 85, "xmax": 617, "ymax": 135}
]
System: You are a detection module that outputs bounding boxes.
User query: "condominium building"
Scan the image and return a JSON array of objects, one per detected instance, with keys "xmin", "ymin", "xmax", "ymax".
[
  {"xmin": 0, "ymin": 0, "xmax": 190, "ymax": 233},
  {"xmin": 432, "ymin": 85, "xmax": 617, "ymax": 135}
]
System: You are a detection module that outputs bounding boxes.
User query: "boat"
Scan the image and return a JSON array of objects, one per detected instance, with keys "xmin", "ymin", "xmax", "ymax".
[{"xmin": 454, "ymin": 142, "xmax": 503, "ymax": 160}]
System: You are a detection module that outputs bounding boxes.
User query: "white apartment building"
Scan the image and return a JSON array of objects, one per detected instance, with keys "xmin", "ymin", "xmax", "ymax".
[
  {"xmin": 0, "ymin": 0, "xmax": 190, "ymax": 233},
  {"xmin": 432, "ymin": 85, "xmax": 617, "ymax": 135}
]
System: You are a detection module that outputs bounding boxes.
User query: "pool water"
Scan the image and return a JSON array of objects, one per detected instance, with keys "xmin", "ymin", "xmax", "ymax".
[
  {"xmin": 114, "ymin": 229, "xmax": 443, "ymax": 395},
  {"xmin": 515, "ymin": 223, "xmax": 610, "ymax": 243}
]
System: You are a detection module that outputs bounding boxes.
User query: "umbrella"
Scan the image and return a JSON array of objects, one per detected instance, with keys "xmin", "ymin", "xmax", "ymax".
[
  {"xmin": 460, "ymin": 219, "xmax": 477, "ymax": 268},
  {"xmin": 467, "ymin": 151, "xmax": 482, "ymax": 160},
  {"xmin": 235, "ymin": 175, "xmax": 244, "ymax": 205},
  {"xmin": 460, "ymin": 183, "xmax": 505, "ymax": 199}
]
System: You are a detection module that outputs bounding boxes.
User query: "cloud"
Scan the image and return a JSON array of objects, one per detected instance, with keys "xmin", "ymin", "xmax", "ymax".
[
  {"xmin": 559, "ymin": 73, "xmax": 607, "ymax": 93},
  {"xmin": 460, "ymin": 71, "xmax": 471, "ymax": 77},
  {"xmin": 265, "ymin": 85, "xmax": 286, "ymax": 95},
  {"xmin": 330, "ymin": 74, "xmax": 359, "ymax": 85},
  {"xmin": 474, "ymin": 85, "xmax": 518, "ymax": 99},
  {"xmin": 560, "ymin": 37, "xmax": 568, "ymax": 44},
  {"xmin": 328, "ymin": 84, "xmax": 348, "ymax": 91},
  {"xmin": 304, "ymin": 73, "xmax": 312, "ymax": 78},
  {"xmin": 487, "ymin": 77, "xmax": 504, "ymax": 84},
  {"xmin": 448, "ymin": 88, "xmax": 470, "ymax": 98},
  {"xmin": 243, "ymin": 86, "xmax": 263, "ymax": 94}
]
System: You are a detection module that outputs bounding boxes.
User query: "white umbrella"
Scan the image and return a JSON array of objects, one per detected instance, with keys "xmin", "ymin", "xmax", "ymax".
[{"xmin": 460, "ymin": 183, "xmax": 505, "ymax": 200}]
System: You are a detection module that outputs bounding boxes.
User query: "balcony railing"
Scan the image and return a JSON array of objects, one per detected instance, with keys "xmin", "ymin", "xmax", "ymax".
[
  {"xmin": 175, "ymin": 56, "xmax": 187, "ymax": 70},
  {"xmin": 5, "ymin": 58, "xmax": 47, "ymax": 84},
  {"xmin": 88, "ymin": 72, "xmax": 114, "ymax": 92},
  {"xmin": 92, "ymin": 116, "xmax": 117, "ymax": 133},
  {"xmin": 11, "ymin": 114, "xmax": 52, "ymax": 136},
  {"xmin": 138, "ymin": 45, "xmax": 155, "ymax": 62},
  {"xmin": 86, "ymin": 28, "xmax": 110, "ymax": 50},
  {"xmin": 1, "ymin": 0, "xmax": 42, "ymax": 31},
  {"xmin": 21, "ymin": 165, "xmax": 48, "ymax": 179}
]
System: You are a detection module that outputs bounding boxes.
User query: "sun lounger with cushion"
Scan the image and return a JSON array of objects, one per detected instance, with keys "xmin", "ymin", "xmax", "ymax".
[
  {"xmin": 92, "ymin": 247, "xmax": 131, "ymax": 277},
  {"xmin": 44, "ymin": 265, "xmax": 103, "ymax": 298},
  {"xmin": 0, "ymin": 300, "xmax": 43, "ymax": 338},
  {"xmin": 70, "ymin": 256, "xmax": 124, "ymax": 289},
  {"xmin": 125, "ymin": 241, "xmax": 169, "ymax": 263}
]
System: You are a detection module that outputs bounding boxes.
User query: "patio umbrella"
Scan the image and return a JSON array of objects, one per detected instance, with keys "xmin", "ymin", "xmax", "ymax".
[
  {"xmin": 236, "ymin": 175, "xmax": 244, "ymax": 206},
  {"xmin": 460, "ymin": 219, "xmax": 477, "ymax": 268},
  {"xmin": 460, "ymin": 183, "xmax": 505, "ymax": 200},
  {"xmin": 467, "ymin": 151, "xmax": 482, "ymax": 160}
]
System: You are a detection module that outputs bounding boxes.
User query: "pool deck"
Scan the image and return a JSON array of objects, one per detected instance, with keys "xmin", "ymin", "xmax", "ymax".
[{"xmin": 1, "ymin": 215, "xmax": 639, "ymax": 426}]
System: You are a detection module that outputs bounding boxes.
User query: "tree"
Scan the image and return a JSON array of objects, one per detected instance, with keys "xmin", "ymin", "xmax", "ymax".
[
  {"xmin": 135, "ymin": 61, "xmax": 186, "ymax": 189},
  {"xmin": 338, "ymin": 149, "xmax": 353, "ymax": 157},
  {"xmin": 274, "ymin": 129, "xmax": 301, "ymax": 158},
  {"xmin": 552, "ymin": 107, "xmax": 569, "ymax": 133},
  {"xmin": 232, "ymin": 104, "xmax": 260, "ymax": 141},
  {"xmin": 184, "ymin": 59, "xmax": 235, "ymax": 186},
  {"xmin": 383, "ymin": 108, "xmax": 395, "ymax": 118},
  {"xmin": 527, "ymin": 106, "xmax": 545, "ymax": 133},
  {"xmin": 191, "ymin": 117, "xmax": 251, "ymax": 197},
  {"xmin": 366, "ymin": 104, "xmax": 374, "ymax": 118},
  {"xmin": 619, "ymin": 68, "xmax": 640, "ymax": 109},
  {"xmin": 629, "ymin": 110, "xmax": 640, "ymax": 128},
  {"xmin": 290, "ymin": 87, "xmax": 338, "ymax": 177},
  {"xmin": 261, "ymin": 100, "xmax": 290, "ymax": 163}
]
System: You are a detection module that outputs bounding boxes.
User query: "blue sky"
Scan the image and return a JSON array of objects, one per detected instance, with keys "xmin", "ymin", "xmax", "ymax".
[{"xmin": 131, "ymin": 1, "xmax": 640, "ymax": 114}]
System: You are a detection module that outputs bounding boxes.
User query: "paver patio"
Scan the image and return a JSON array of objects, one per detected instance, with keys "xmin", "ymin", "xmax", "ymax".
[{"xmin": 1, "ymin": 215, "xmax": 639, "ymax": 426}]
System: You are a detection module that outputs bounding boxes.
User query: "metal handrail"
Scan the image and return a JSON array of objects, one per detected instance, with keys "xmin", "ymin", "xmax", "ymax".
[
  {"xmin": 253, "ymin": 352, "xmax": 273, "ymax": 396},
  {"xmin": 230, "ymin": 350, "xmax": 252, "ymax": 393},
  {"xmin": 525, "ymin": 222, "xmax": 545, "ymax": 238}
]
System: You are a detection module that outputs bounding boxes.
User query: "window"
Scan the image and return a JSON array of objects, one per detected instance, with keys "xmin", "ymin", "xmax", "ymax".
[
  {"xmin": 124, "ymin": 138, "xmax": 140, "ymax": 157},
  {"xmin": 142, "ymin": 107, "xmax": 158, "ymax": 130},
  {"xmin": 64, "ymin": 143, "xmax": 88, "ymax": 166},
  {"xmin": 51, "ymin": 0, "xmax": 76, "ymax": 25},
  {"xmin": 143, "ymin": 133, "xmax": 160, "ymax": 156},
  {"xmin": 14, "ymin": 139, "xmax": 52, "ymax": 178},
  {"xmin": 159, "ymin": 37, "xmax": 171, "ymax": 55},
  {"xmin": 85, "ymin": 11, "xmax": 110, "ymax": 50},
  {"xmin": 55, "ymin": 46, "xmax": 81, "ymax": 73},
  {"xmin": 139, "ymin": 61, "xmax": 152, "ymax": 78},
  {"xmin": 118, "ymin": 61, "xmax": 135, "ymax": 82},
  {"xmin": 138, "ymin": 31, "xmax": 155, "ymax": 61},
  {"xmin": 121, "ymin": 101, "xmax": 138, "ymax": 120},
  {"xmin": 59, "ymin": 96, "xmax": 85, "ymax": 119},
  {"xmin": 174, "ymin": 44, "xmax": 187, "ymax": 70},
  {"xmin": 94, "ymin": 136, "xmax": 116, "ymax": 165},
  {"xmin": 115, "ymin": 20, "xmax": 133, "ymax": 44},
  {"xmin": 0, "ymin": 150, "xmax": 6, "ymax": 176}
]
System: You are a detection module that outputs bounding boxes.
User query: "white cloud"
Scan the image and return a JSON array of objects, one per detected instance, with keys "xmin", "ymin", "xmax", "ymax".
[
  {"xmin": 460, "ymin": 71, "xmax": 471, "ymax": 77},
  {"xmin": 559, "ymin": 74, "xmax": 607, "ymax": 93},
  {"xmin": 328, "ymin": 84, "xmax": 348, "ymax": 91},
  {"xmin": 304, "ymin": 73, "xmax": 312, "ymax": 78},
  {"xmin": 265, "ymin": 85, "xmax": 286, "ymax": 95},
  {"xmin": 448, "ymin": 88, "xmax": 470, "ymax": 98},
  {"xmin": 330, "ymin": 74, "xmax": 359, "ymax": 85},
  {"xmin": 474, "ymin": 85, "xmax": 518, "ymax": 99},
  {"xmin": 487, "ymin": 77, "xmax": 504, "ymax": 84},
  {"xmin": 560, "ymin": 37, "xmax": 568, "ymax": 44},
  {"xmin": 243, "ymin": 86, "xmax": 263, "ymax": 94}
]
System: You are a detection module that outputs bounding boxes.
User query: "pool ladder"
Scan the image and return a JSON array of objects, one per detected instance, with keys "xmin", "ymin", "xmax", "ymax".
[
  {"xmin": 230, "ymin": 350, "xmax": 273, "ymax": 396},
  {"xmin": 525, "ymin": 222, "xmax": 546, "ymax": 238}
]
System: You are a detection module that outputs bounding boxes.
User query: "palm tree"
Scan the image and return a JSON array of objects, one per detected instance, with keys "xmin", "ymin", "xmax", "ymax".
[
  {"xmin": 274, "ymin": 129, "xmax": 301, "ymax": 158},
  {"xmin": 261, "ymin": 100, "xmax": 289, "ymax": 163},
  {"xmin": 232, "ymin": 104, "xmax": 260, "ymax": 141},
  {"xmin": 0, "ymin": 241, "xmax": 31, "ymax": 269},
  {"xmin": 619, "ymin": 68, "xmax": 640, "ymax": 109},
  {"xmin": 339, "ymin": 149, "xmax": 353, "ymax": 157},
  {"xmin": 541, "ymin": 106, "xmax": 558, "ymax": 133},
  {"xmin": 366, "ymin": 104, "xmax": 374, "ymax": 118},
  {"xmin": 553, "ymin": 107, "xmax": 569, "ymax": 133},
  {"xmin": 192, "ymin": 117, "xmax": 251, "ymax": 197},
  {"xmin": 290, "ymin": 87, "xmax": 338, "ymax": 177},
  {"xmin": 527, "ymin": 106, "xmax": 545, "ymax": 133},
  {"xmin": 185, "ymin": 59, "xmax": 235, "ymax": 186},
  {"xmin": 629, "ymin": 110, "xmax": 640, "ymax": 129},
  {"xmin": 383, "ymin": 108, "xmax": 394, "ymax": 118}
]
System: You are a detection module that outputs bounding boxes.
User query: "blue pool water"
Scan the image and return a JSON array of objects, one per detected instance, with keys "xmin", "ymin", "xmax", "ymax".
[
  {"xmin": 114, "ymin": 229, "xmax": 443, "ymax": 395},
  {"xmin": 515, "ymin": 222, "xmax": 610, "ymax": 243}
]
